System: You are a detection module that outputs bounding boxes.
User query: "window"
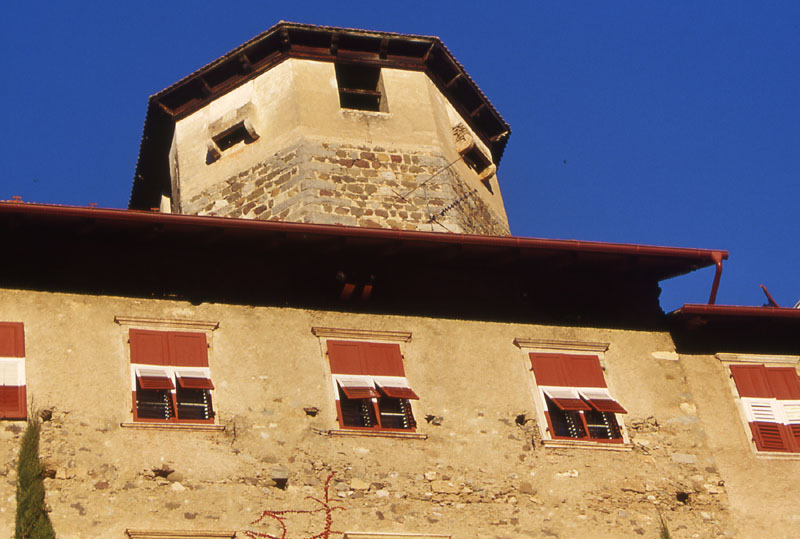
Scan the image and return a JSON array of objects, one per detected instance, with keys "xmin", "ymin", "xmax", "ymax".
[
  {"xmin": 206, "ymin": 119, "xmax": 259, "ymax": 162},
  {"xmin": 335, "ymin": 63, "xmax": 387, "ymax": 112},
  {"xmin": 730, "ymin": 363, "xmax": 800, "ymax": 453},
  {"xmin": 529, "ymin": 353, "xmax": 627, "ymax": 443},
  {"xmin": 0, "ymin": 322, "xmax": 26, "ymax": 420},
  {"xmin": 128, "ymin": 329, "xmax": 215, "ymax": 424},
  {"xmin": 327, "ymin": 340, "xmax": 418, "ymax": 431}
]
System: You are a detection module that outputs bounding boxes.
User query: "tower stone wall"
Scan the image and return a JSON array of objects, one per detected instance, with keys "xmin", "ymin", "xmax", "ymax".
[{"xmin": 167, "ymin": 59, "xmax": 510, "ymax": 235}]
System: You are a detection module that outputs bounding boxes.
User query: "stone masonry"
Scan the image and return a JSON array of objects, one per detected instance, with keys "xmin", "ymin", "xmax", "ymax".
[{"xmin": 182, "ymin": 139, "xmax": 510, "ymax": 236}]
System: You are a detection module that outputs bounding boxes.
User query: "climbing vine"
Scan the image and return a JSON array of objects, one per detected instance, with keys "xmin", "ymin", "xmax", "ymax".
[{"xmin": 242, "ymin": 472, "xmax": 345, "ymax": 539}]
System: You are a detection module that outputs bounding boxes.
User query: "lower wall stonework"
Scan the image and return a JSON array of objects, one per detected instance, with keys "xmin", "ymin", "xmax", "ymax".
[
  {"xmin": 2, "ymin": 287, "xmax": 788, "ymax": 538},
  {"xmin": 180, "ymin": 138, "xmax": 510, "ymax": 236}
]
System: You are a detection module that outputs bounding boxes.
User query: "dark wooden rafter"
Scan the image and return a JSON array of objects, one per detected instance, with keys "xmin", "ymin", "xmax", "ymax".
[
  {"xmin": 445, "ymin": 72, "xmax": 462, "ymax": 88},
  {"xmin": 330, "ymin": 33, "xmax": 339, "ymax": 55},
  {"xmin": 198, "ymin": 77, "xmax": 212, "ymax": 97},
  {"xmin": 470, "ymin": 103, "xmax": 486, "ymax": 118},
  {"xmin": 279, "ymin": 27, "xmax": 290, "ymax": 51},
  {"xmin": 238, "ymin": 53, "xmax": 252, "ymax": 73},
  {"xmin": 423, "ymin": 41, "xmax": 436, "ymax": 62},
  {"xmin": 379, "ymin": 38, "xmax": 389, "ymax": 59}
]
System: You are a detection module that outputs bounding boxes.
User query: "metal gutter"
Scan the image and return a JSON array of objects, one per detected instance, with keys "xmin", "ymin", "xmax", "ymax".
[
  {"xmin": 675, "ymin": 304, "xmax": 800, "ymax": 319},
  {"xmin": 0, "ymin": 202, "xmax": 727, "ymax": 266}
]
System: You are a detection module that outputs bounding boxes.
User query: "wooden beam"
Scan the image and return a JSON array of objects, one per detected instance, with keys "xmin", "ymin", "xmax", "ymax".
[
  {"xmin": 445, "ymin": 72, "xmax": 462, "ymax": 88},
  {"xmin": 470, "ymin": 103, "xmax": 486, "ymax": 118},
  {"xmin": 330, "ymin": 33, "xmax": 339, "ymax": 55}
]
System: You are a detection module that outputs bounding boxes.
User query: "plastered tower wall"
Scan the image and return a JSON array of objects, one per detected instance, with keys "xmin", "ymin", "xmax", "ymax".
[
  {"xmin": 0, "ymin": 287, "xmax": 764, "ymax": 538},
  {"xmin": 168, "ymin": 59, "xmax": 510, "ymax": 235}
]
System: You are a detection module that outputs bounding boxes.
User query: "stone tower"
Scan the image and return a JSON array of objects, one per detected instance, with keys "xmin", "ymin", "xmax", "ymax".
[{"xmin": 131, "ymin": 22, "xmax": 512, "ymax": 235}]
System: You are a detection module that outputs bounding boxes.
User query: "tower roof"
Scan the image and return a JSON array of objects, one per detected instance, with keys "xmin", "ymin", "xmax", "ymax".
[{"xmin": 130, "ymin": 22, "xmax": 511, "ymax": 211}]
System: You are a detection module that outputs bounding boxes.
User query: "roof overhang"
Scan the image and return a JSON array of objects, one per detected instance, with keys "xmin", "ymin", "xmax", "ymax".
[
  {"xmin": 0, "ymin": 202, "xmax": 727, "ymax": 325},
  {"xmin": 131, "ymin": 22, "xmax": 511, "ymax": 211},
  {"xmin": 670, "ymin": 304, "xmax": 800, "ymax": 355}
]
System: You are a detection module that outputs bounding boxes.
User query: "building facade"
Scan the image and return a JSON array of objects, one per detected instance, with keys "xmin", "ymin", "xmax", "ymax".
[{"xmin": 1, "ymin": 22, "xmax": 799, "ymax": 539}]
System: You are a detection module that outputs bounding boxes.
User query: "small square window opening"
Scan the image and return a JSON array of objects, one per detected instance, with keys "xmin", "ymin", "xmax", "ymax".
[{"xmin": 335, "ymin": 64, "xmax": 387, "ymax": 112}]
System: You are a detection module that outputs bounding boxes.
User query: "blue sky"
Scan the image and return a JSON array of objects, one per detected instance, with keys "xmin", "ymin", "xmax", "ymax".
[{"xmin": 2, "ymin": 2, "xmax": 798, "ymax": 311}]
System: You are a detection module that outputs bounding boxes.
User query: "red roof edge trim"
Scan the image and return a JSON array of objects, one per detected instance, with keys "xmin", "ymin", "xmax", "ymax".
[
  {"xmin": 675, "ymin": 304, "xmax": 800, "ymax": 319},
  {"xmin": 0, "ymin": 202, "xmax": 727, "ymax": 265}
]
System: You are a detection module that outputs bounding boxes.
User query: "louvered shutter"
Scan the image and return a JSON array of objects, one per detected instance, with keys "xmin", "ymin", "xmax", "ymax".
[
  {"xmin": 740, "ymin": 397, "xmax": 791, "ymax": 452},
  {"xmin": 579, "ymin": 388, "xmax": 628, "ymax": 413},
  {"xmin": 542, "ymin": 387, "xmax": 592, "ymax": 411},
  {"xmin": 0, "ymin": 361, "xmax": 27, "ymax": 420},
  {"xmin": 376, "ymin": 379, "xmax": 420, "ymax": 400},
  {"xmin": 168, "ymin": 332, "xmax": 208, "ymax": 367},
  {"xmin": 129, "ymin": 330, "xmax": 170, "ymax": 366},
  {"xmin": 176, "ymin": 372, "xmax": 215, "ymax": 390},
  {"xmin": 135, "ymin": 367, "xmax": 175, "ymax": 390}
]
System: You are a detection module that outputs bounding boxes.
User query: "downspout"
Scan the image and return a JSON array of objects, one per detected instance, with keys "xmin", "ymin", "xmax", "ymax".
[{"xmin": 708, "ymin": 251, "xmax": 725, "ymax": 305}]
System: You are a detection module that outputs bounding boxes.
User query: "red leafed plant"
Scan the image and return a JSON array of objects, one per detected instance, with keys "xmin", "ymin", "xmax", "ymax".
[{"xmin": 242, "ymin": 472, "xmax": 345, "ymax": 539}]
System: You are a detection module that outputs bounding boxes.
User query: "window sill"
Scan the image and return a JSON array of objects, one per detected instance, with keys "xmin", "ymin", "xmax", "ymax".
[
  {"xmin": 754, "ymin": 451, "xmax": 800, "ymax": 460},
  {"xmin": 126, "ymin": 530, "xmax": 236, "ymax": 539},
  {"xmin": 542, "ymin": 439, "xmax": 632, "ymax": 452},
  {"xmin": 125, "ymin": 530, "xmax": 236, "ymax": 539},
  {"xmin": 328, "ymin": 429, "xmax": 427, "ymax": 440},
  {"xmin": 120, "ymin": 422, "xmax": 225, "ymax": 432}
]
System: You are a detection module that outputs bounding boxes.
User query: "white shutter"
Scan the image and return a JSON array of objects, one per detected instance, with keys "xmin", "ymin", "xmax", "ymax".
[
  {"xmin": 0, "ymin": 359, "xmax": 24, "ymax": 386},
  {"xmin": 740, "ymin": 397, "xmax": 785, "ymax": 423},
  {"xmin": 781, "ymin": 401, "xmax": 800, "ymax": 425}
]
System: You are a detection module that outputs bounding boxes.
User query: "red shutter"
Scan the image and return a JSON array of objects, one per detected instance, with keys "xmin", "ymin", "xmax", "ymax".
[
  {"xmin": 129, "ymin": 330, "xmax": 169, "ymax": 366},
  {"xmin": 363, "ymin": 343, "xmax": 405, "ymax": 376},
  {"xmin": 530, "ymin": 354, "xmax": 568, "ymax": 386},
  {"xmin": 168, "ymin": 332, "xmax": 209, "ymax": 367},
  {"xmin": 177, "ymin": 375, "xmax": 214, "ymax": 390},
  {"xmin": 379, "ymin": 386, "xmax": 420, "ymax": 400},
  {"xmin": 564, "ymin": 355, "xmax": 606, "ymax": 388},
  {"xmin": 340, "ymin": 385, "xmax": 380, "ymax": 399},
  {"xmin": 0, "ymin": 322, "xmax": 25, "ymax": 357},
  {"xmin": 138, "ymin": 376, "xmax": 175, "ymax": 390},
  {"xmin": 585, "ymin": 397, "xmax": 627, "ymax": 414},
  {"xmin": 542, "ymin": 388, "xmax": 592, "ymax": 411},
  {"xmin": 0, "ymin": 385, "xmax": 26, "ymax": 419},
  {"xmin": 764, "ymin": 367, "xmax": 800, "ymax": 400},
  {"xmin": 750, "ymin": 422, "xmax": 792, "ymax": 452},
  {"xmin": 328, "ymin": 341, "xmax": 365, "ymax": 374},
  {"xmin": 730, "ymin": 364, "xmax": 772, "ymax": 398}
]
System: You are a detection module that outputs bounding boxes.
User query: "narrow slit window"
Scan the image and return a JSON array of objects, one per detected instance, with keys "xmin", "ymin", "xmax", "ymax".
[
  {"xmin": 213, "ymin": 121, "xmax": 257, "ymax": 151},
  {"xmin": 335, "ymin": 64, "xmax": 386, "ymax": 112}
]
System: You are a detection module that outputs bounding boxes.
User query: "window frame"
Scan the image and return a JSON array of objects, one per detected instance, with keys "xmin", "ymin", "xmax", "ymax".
[
  {"xmin": 334, "ymin": 63, "xmax": 388, "ymax": 113},
  {"xmin": 719, "ymin": 353, "xmax": 800, "ymax": 456},
  {"xmin": 312, "ymin": 327, "xmax": 418, "ymax": 434},
  {"xmin": 120, "ymin": 321, "xmax": 219, "ymax": 426},
  {"xmin": 515, "ymin": 338, "xmax": 631, "ymax": 449}
]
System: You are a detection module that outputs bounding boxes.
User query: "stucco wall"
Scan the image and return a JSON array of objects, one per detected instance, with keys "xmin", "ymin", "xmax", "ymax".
[
  {"xmin": 169, "ymin": 59, "xmax": 509, "ymax": 234},
  {"xmin": 682, "ymin": 353, "xmax": 800, "ymax": 537},
  {"xmin": 0, "ymin": 288, "xmax": 772, "ymax": 537}
]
